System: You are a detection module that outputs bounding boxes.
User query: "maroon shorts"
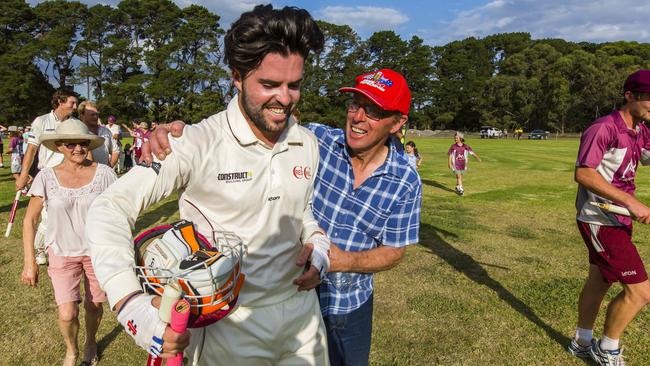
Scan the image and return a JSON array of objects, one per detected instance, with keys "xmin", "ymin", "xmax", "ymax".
[{"xmin": 577, "ymin": 221, "xmax": 648, "ymax": 284}]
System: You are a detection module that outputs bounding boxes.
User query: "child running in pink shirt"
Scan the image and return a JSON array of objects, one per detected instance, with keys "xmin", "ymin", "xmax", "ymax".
[{"xmin": 448, "ymin": 132, "xmax": 481, "ymax": 195}]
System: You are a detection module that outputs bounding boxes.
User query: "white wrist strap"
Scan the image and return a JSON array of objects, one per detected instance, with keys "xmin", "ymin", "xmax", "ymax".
[
  {"xmin": 117, "ymin": 294, "xmax": 167, "ymax": 356},
  {"xmin": 308, "ymin": 233, "xmax": 330, "ymax": 279}
]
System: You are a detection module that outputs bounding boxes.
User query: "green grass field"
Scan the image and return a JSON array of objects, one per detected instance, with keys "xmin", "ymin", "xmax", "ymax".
[{"xmin": 1, "ymin": 137, "xmax": 649, "ymax": 365}]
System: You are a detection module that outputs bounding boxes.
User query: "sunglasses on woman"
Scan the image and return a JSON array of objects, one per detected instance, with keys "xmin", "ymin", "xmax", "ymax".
[{"xmin": 58, "ymin": 141, "xmax": 90, "ymax": 150}]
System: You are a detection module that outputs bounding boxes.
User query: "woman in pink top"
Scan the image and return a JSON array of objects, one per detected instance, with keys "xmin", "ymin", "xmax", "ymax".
[
  {"xmin": 448, "ymin": 132, "xmax": 481, "ymax": 196},
  {"xmin": 21, "ymin": 119, "xmax": 117, "ymax": 366}
]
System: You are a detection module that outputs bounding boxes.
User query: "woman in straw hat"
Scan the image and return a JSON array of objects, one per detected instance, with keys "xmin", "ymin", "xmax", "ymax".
[{"xmin": 21, "ymin": 118, "xmax": 117, "ymax": 366}]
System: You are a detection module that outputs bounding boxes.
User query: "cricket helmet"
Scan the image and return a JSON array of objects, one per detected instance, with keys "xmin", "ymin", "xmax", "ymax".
[{"xmin": 134, "ymin": 220, "xmax": 245, "ymax": 328}]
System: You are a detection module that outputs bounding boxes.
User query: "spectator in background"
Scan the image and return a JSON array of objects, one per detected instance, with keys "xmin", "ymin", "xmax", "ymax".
[
  {"xmin": 22, "ymin": 126, "xmax": 31, "ymax": 156},
  {"xmin": 405, "ymin": 140, "xmax": 422, "ymax": 170},
  {"xmin": 122, "ymin": 120, "xmax": 150, "ymax": 162},
  {"xmin": 106, "ymin": 115, "xmax": 123, "ymax": 173},
  {"xmin": 448, "ymin": 132, "xmax": 481, "ymax": 196},
  {"xmin": 78, "ymin": 101, "xmax": 119, "ymax": 167},
  {"xmin": 7, "ymin": 126, "xmax": 23, "ymax": 179},
  {"xmin": 122, "ymin": 143, "xmax": 133, "ymax": 171},
  {"xmin": 0, "ymin": 124, "xmax": 6, "ymax": 168}
]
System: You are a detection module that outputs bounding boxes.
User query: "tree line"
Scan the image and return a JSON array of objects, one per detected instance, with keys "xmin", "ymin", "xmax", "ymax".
[{"xmin": 2, "ymin": 0, "xmax": 650, "ymax": 132}]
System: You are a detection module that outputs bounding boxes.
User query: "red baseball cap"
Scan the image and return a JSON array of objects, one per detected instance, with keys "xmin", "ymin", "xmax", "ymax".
[
  {"xmin": 339, "ymin": 69, "xmax": 411, "ymax": 115},
  {"xmin": 623, "ymin": 70, "xmax": 650, "ymax": 93}
]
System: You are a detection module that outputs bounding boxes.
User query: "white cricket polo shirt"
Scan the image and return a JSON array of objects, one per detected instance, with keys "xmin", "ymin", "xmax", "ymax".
[
  {"xmin": 87, "ymin": 97, "xmax": 321, "ymax": 308},
  {"xmin": 91, "ymin": 125, "xmax": 118, "ymax": 166},
  {"xmin": 28, "ymin": 111, "xmax": 64, "ymax": 169}
]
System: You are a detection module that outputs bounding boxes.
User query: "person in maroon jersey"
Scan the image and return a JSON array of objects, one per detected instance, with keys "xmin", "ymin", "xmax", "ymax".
[{"xmin": 448, "ymin": 132, "xmax": 481, "ymax": 195}]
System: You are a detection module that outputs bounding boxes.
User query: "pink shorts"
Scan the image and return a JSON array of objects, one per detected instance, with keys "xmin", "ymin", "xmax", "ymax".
[
  {"xmin": 46, "ymin": 247, "xmax": 107, "ymax": 305},
  {"xmin": 577, "ymin": 221, "xmax": 648, "ymax": 284}
]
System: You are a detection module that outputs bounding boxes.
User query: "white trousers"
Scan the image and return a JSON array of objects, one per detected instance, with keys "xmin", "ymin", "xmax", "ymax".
[{"xmin": 186, "ymin": 290, "xmax": 328, "ymax": 366}]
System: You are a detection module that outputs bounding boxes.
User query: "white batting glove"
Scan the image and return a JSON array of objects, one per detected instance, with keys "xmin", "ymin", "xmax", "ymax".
[
  {"xmin": 116, "ymin": 293, "xmax": 167, "ymax": 357},
  {"xmin": 308, "ymin": 233, "xmax": 331, "ymax": 280}
]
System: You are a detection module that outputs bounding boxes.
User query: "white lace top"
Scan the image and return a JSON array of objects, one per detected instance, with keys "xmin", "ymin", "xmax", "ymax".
[{"xmin": 28, "ymin": 164, "xmax": 117, "ymax": 256}]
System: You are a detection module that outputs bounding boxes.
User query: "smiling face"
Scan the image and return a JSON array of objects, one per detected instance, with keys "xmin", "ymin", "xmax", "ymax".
[
  {"xmin": 233, "ymin": 52, "xmax": 304, "ymax": 146},
  {"xmin": 57, "ymin": 140, "xmax": 90, "ymax": 164},
  {"xmin": 345, "ymin": 93, "xmax": 407, "ymax": 155}
]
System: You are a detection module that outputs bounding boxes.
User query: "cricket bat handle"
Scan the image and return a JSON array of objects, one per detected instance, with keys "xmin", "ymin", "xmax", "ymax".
[
  {"xmin": 5, "ymin": 190, "xmax": 22, "ymax": 237},
  {"xmin": 166, "ymin": 299, "xmax": 190, "ymax": 366},
  {"xmin": 590, "ymin": 201, "xmax": 631, "ymax": 216},
  {"xmin": 146, "ymin": 283, "xmax": 183, "ymax": 366}
]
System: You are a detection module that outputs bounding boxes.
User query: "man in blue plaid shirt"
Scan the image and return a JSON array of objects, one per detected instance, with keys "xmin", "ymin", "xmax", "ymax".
[{"xmin": 307, "ymin": 69, "xmax": 422, "ymax": 366}]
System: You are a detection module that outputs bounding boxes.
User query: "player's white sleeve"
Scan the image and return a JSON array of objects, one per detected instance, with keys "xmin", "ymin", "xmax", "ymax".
[
  {"xmin": 28, "ymin": 115, "xmax": 44, "ymax": 146},
  {"xmin": 86, "ymin": 134, "xmax": 191, "ymax": 308}
]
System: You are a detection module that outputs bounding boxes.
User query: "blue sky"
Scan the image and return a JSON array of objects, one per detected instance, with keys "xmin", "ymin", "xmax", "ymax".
[{"xmin": 30, "ymin": 0, "xmax": 650, "ymax": 45}]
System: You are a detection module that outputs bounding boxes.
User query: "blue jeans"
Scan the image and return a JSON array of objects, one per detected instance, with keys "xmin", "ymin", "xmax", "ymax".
[{"xmin": 323, "ymin": 294, "xmax": 373, "ymax": 366}]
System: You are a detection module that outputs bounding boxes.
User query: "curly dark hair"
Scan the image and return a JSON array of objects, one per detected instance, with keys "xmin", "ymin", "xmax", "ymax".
[
  {"xmin": 51, "ymin": 89, "xmax": 77, "ymax": 110},
  {"xmin": 224, "ymin": 4, "xmax": 324, "ymax": 79}
]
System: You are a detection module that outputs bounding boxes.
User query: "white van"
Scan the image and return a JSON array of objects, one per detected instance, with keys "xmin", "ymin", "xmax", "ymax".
[{"xmin": 480, "ymin": 126, "xmax": 503, "ymax": 139}]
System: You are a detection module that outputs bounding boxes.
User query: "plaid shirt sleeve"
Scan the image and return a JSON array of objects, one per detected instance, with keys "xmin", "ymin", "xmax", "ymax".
[{"xmin": 382, "ymin": 173, "xmax": 422, "ymax": 247}]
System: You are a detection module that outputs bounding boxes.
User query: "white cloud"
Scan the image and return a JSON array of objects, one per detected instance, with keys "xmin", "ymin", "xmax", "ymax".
[
  {"xmin": 429, "ymin": 0, "xmax": 650, "ymax": 45},
  {"xmin": 177, "ymin": 0, "xmax": 260, "ymax": 27},
  {"xmin": 315, "ymin": 6, "xmax": 409, "ymax": 35}
]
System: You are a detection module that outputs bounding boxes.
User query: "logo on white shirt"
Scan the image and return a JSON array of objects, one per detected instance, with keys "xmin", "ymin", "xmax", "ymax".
[
  {"xmin": 293, "ymin": 166, "xmax": 312, "ymax": 179},
  {"xmin": 217, "ymin": 171, "xmax": 253, "ymax": 183}
]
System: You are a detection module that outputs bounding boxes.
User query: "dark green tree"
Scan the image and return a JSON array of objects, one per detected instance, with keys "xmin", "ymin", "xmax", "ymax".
[{"xmin": 33, "ymin": 0, "xmax": 88, "ymax": 89}]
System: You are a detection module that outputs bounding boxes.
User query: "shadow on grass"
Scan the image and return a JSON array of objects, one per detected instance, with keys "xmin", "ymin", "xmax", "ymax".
[
  {"xmin": 98, "ymin": 325, "xmax": 123, "ymax": 358},
  {"xmin": 421, "ymin": 179, "xmax": 455, "ymax": 193},
  {"xmin": 419, "ymin": 222, "xmax": 589, "ymax": 361},
  {"xmin": 0, "ymin": 176, "xmax": 16, "ymax": 184}
]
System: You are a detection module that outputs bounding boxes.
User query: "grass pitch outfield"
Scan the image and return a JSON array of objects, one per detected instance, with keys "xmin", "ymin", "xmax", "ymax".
[{"xmin": 1, "ymin": 137, "xmax": 650, "ymax": 365}]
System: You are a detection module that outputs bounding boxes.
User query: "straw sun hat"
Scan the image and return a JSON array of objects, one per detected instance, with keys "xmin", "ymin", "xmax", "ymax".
[{"xmin": 40, "ymin": 118, "xmax": 104, "ymax": 152}]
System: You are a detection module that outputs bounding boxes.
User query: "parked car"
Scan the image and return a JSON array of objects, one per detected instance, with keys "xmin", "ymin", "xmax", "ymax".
[
  {"xmin": 528, "ymin": 130, "xmax": 550, "ymax": 140},
  {"xmin": 480, "ymin": 126, "xmax": 503, "ymax": 139}
]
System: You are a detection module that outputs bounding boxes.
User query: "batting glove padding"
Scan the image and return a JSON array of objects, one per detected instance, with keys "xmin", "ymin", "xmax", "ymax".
[
  {"xmin": 117, "ymin": 294, "xmax": 167, "ymax": 356},
  {"xmin": 308, "ymin": 233, "xmax": 330, "ymax": 280}
]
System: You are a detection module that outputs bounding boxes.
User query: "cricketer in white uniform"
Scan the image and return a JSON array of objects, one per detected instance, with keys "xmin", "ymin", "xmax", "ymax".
[
  {"xmin": 87, "ymin": 92, "xmax": 328, "ymax": 365},
  {"xmin": 28, "ymin": 110, "xmax": 65, "ymax": 170}
]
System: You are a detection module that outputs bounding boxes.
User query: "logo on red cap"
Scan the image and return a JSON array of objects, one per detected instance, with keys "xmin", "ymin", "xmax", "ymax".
[
  {"xmin": 359, "ymin": 71, "xmax": 394, "ymax": 92},
  {"xmin": 339, "ymin": 68, "xmax": 411, "ymax": 115}
]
